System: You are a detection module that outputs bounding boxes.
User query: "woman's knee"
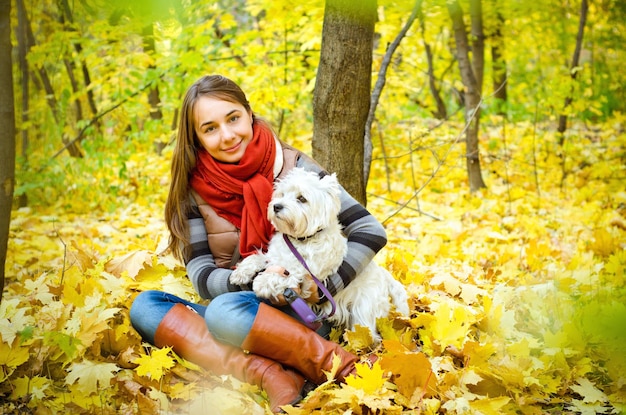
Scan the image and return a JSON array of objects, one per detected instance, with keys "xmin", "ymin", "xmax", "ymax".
[
  {"xmin": 205, "ymin": 292, "xmax": 260, "ymax": 346},
  {"xmin": 129, "ymin": 290, "xmax": 161, "ymax": 323},
  {"xmin": 129, "ymin": 290, "xmax": 206, "ymax": 344}
]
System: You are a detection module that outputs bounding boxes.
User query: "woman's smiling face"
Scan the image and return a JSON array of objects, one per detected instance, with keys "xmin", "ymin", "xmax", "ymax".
[{"xmin": 193, "ymin": 96, "xmax": 254, "ymax": 163}]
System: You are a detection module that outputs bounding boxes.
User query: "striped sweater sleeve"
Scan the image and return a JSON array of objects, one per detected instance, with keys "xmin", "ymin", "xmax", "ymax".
[
  {"xmin": 184, "ymin": 206, "xmax": 242, "ymax": 299},
  {"xmin": 323, "ymin": 187, "xmax": 387, "ymax": 298}
]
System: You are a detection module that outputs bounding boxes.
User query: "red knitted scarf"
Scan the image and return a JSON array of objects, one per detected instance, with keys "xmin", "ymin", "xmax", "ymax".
[{"xmin": 190, "ymin": 121, "xmax": 276, "ymax": 257}]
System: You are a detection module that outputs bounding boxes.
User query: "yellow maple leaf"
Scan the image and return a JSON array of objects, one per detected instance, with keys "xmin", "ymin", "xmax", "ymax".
[
  {"xmin": 63, "ymin": 382, "xmax": 102, "ymax": 409},
  {"xmin": 10, "ymin": 375, "xmax": 51, "ymax": 400},
  {"xmin": 159, "ymin": 272, "xmax": 197, "ymax": 300},
  {"xmin": 69, "ymin": 239, "xmax": 97, "ymax": 272},
  {"xmin": 62, "ymin": 292, "xmax": 120, "ymax": 353},
  {"xmin": 345, "ymin": 360, "xmax": 387, "ymax": 394},
  {"xmin": 382, "ymin": 349, "xmax": 435, "ymax": 399},
  {"xmin": 0, "ymin": 298, "xmax": 35, "ymax": 345},
  {"xmin": 99, "ymin": 269, "xmax": 132, "ymax": 304},
  {"xmin": 459, "ymin": 283, "xmax": 486, "ymax": 305},
  {"xmin": 185, "ymin": 386, "xmax": 265, "ymax": 415},
  {"xmin": 65, "ymin": 359, "xmax": 120, "ymax": 394},
  {"xmin": 589, "ymin": 228, "xmax": 617, "ymax": 258},
  {"xmin": 423, "ymin": 301, "xmax": 477, "ymax": 350},
  {"xmin": 148, "ymin": 386, "xmax": 171, "ymax": 411},
  {"xmin": 134, "ymin": 346, "xmax": 175, "ymax": 381},
  {"xmin": 570, "ymin": 377, "xmax": 609, "ymax": 404},
  {"xmin": 77, "ymin": 306, "xmax": 121, "ymax": 349},
  {"xmin": 524, "ymin": 239, "xmax": 552, "ymax": 271},
  {"xmin": 0, "ymin": 339, "xmax": 30, "ymax": 370},
  {"xmin": 344, "ymin": 324, "xmax": 374, "ymax": 351},
  {"xmin": 469, "ymin": 396, "xmax": 511, "ymax": 414},
  {"xmin": 461, "ymin": 340, "xmax": 497, "ymax": 368},
  {"xmin": 430, "ymin": 273, "xmax": 462, "ymax": 297},
  {"xmin": 604, "ymin": 250, "xmax": 625, "ymax": 277},
  {"xmin": 567, "ymin": 399, "xmax": 612, "ymax": 415},
  {"xmin": 320, "ymin": 353, "xmax": 343, "ymax": 383},
  {"xmin": 104, "ymin": 249, "xmax": 153, "ymax": 278},
  {"xmin": 60, "ymin": 265, "xmax": 106, "ymax": 308}
]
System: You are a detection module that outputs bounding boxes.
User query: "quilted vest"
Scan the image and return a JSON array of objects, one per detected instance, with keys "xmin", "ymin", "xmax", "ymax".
[{"xmin": 191, "ymin": 141, "xmax": 301, "ymax": 269}]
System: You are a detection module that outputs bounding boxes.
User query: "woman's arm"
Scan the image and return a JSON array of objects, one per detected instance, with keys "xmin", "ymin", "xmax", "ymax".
[
  {"xmin": 323, "ymin": 187, "xmax": 387, "ymax": 299},
  {"xmin": 184, "ymin": 206, "xmax": 243, "ymax": 299}
]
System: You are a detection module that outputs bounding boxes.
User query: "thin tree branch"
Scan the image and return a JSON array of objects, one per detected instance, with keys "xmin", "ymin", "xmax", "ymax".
[
  {"xmin": 557, "ymin": 0, "xmax": 589, "ymax": 138},
  {"xmin": 37, "ymin": 77, "xmax": 163, "ymax": 173},
  {"xmin": 380, "ymin": 93, "xmax": 490, "ymax": 225},
  {"xmin": 364, "ymin": 0, "xmax": 421, "ymax": 184}
]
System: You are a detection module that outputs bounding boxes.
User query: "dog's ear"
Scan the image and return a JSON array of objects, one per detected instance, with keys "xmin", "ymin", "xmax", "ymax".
[{"xmin": 317, "ymin": 170, "xmax": 340, "ymax": 194}]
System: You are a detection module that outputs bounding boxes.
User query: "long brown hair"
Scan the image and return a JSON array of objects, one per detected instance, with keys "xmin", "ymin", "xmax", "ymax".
[{"xmin": 164, "ymin": 75, "xmax": 274, "ymax": 261}]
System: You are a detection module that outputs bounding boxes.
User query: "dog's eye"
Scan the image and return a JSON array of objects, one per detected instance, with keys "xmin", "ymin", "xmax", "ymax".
[{"xmin": 297, "ymin": 195, "xmax": 307, "ymax": 203}]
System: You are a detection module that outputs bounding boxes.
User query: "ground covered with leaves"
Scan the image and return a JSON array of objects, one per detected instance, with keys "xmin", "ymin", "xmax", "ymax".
[{"xmin": 2, "ymin": 119, "xmax": 625, "ymax": 414}]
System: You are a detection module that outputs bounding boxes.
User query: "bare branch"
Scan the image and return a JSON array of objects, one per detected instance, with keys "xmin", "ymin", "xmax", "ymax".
[{"xmin": 364, "ymin": 0, "xmax": 421, "ymax": 184}]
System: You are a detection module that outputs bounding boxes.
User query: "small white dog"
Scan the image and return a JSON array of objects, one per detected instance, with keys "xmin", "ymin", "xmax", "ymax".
[{"xmin": 230, "ymin": 167, "xmax": 409, "ymax": 344}]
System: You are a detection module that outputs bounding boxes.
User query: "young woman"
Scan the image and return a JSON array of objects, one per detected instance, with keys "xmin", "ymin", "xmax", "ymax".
[{"xmin": 129, "ymin": 75, "xmax": 388, "ymax": 413}]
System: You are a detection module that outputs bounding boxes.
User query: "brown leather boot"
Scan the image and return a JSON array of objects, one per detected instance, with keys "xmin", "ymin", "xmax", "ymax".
[
  {"xmin": 241, "ymin": 303, "xmax": 359, "ymax": 385},
  {"xmin": 154, "ymin": 303, "xmax": 305, "ymax": 413}
]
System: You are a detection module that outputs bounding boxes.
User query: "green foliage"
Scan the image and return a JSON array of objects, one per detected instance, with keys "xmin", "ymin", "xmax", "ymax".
[{"xmin": 12, "ymin": 0, "xmax": 626, "ymax": 210}]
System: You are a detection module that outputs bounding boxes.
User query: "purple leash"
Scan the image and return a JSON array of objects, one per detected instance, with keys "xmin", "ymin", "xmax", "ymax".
[{"xmin": 282, "ymin": 233, "xmax": 336, "ymax": 322}]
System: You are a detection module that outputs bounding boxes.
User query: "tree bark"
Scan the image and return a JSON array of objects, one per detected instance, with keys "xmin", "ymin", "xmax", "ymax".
[
  {"xmin": 469, "ymin": 0, "xmax": 484, "ymax": 93},
  {"xmin": 419, "ymin": 5, "xmax": 447, "ymax": 120},
  {"xmin": 447, "ymin": 0, "xmax": 487, "ymax": 192},
  {"xmin": 60, "ymin": 0, "xmax": 98, "ymax": 119},
  {"xmin": 141, "ymin": 24, "xmax": 168, "ymax": 154},
  {"xmin": 16, "ymin": 0, "xmax": 29, "ymax": 208},
  {"xmin": 18, "ymin": 0, "xmax": 82, "ymax": 157},
  {"xmin": 491, "ymin": 0, "xmax": 507, "ymax": 115},
  {"xmin": 63, "ymin": 59, "xmax": 84, "ymax": 121},
  {"xmin": 313, "ymin": 0, "xmax": 377, "ymax": 205},
  {"xmin": 0, "ymin": 0, "xmax": 16, "ymax": 301},
  {"xmin": 142, "ymin": 24, "xmax": 164, "ymax": 123},
  {"xmin": 557, "ymin": 0, "xmax": 588, "ymax": 140}
]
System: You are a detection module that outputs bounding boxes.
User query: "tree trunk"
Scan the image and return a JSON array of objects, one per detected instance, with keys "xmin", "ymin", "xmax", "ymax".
[
  {"xmin": 419, "ymin": 8, "xmax": 447, "ymax": 120},
  {"xmin": 16, "ymin": 0, "xmax": 29, "ymax": 208},
  {"xmin": 557, "ymin": 0, "xmax": 588, "ymax": 141},
  {"xmin": 142, "ymin": 24, "xmax": 163, "ymax": 123},
  {"xmin": 18, "ymin": 0, "xmax": 82, "ymax": 157},
  {"xmin": 60, "ymin": 0, "xmax": 99, "ymax": 120},
  {"xmin": 469, "ymin": 0, "xmax": 484, "ymax": 92},
  {"xmin": 141, "ymin": 24, "xmax": 167, "ymax": 154},
  {"xmin": 63, "ymin": 59, "xmax": 84, "ymax": 121},
  {"xmin": 0, "ymin": 0, "xmax": 16, "ymax": 301},
  {"xmin": 491, "ymin": 0, "xmax": 507, "ymax": 115},
  {"xmin": 448, "ymin": 0, "xmax": 487, "ymax": 192},
  {"xmin": 313, "ymin": 0, "xmax": 377, "ymax": 205}
]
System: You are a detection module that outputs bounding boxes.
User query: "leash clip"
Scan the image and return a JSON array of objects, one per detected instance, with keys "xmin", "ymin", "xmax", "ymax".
[{"xmin": 283, "ymin": 288, "xmax": 322, "ymax": 330}]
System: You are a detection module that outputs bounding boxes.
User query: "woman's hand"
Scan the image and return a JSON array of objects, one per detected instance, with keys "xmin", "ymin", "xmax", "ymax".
[
  {"xmin": 301, "ymin": 274, "xmax": 320, "ymax": 303},
  {"xmin": 264, "ymin": 265, "xmax": 291, "ymax": 306},
  {"xmin": 264, "ymin": 266, "xmax": 319, "ymax": 305}
]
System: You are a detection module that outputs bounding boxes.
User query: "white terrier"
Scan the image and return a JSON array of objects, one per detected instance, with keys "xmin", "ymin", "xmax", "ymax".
[{"xmin": 230, "ymin": 168, "xmax": 409, "ymax": 344}]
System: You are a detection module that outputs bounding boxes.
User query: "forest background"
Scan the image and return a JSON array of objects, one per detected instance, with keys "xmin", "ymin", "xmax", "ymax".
[{"xmin": 1, "ymin": 0, "xmax": 625, "ymax": 414}]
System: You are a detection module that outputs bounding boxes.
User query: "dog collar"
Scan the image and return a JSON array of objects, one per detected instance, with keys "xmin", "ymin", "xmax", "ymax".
[{"xmin": 295, "ymin": 228, "xmax": 324, "ymax": 241}]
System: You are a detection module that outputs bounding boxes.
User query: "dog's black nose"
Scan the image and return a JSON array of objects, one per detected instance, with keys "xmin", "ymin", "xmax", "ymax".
[{"xmin": 273, "ymin": 204, "xmax": 283, "ymax": 213}]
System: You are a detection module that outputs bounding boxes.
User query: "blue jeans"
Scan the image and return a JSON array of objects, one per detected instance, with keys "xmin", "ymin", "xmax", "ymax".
[
  {"xmin": 129, "ymin": 290, "xmax": 207, "ymax": 345},
  {"xmin": 129, "ymin": 290, "xmax": 331, "ymax": 347}
]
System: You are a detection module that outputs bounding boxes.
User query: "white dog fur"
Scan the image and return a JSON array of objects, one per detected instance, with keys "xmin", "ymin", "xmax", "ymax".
[{"xmin": 230, "ymin": 167, "xmax": 409, "ymax": 344}]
